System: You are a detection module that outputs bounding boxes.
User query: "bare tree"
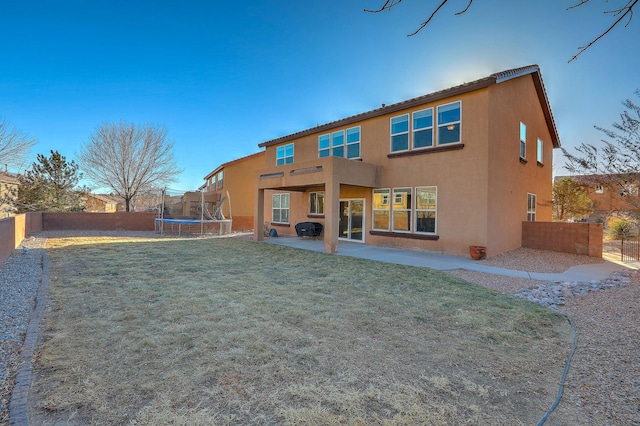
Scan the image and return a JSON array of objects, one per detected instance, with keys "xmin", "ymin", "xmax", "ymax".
[
  {"xmin": 364, "ymin": 0, "xmax": 639, "ymax": 61},
  {"xmin": 79, "ymin": 121, "xmax": 182, "ymax": 212},
  {"xmin": 0, "ymin": 118, "xmax": 37, "ymax": 171}
]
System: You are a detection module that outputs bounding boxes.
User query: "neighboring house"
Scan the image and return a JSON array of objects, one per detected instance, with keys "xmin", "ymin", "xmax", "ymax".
[
  {"xmin": 202, "ymin": 151, "xmax": 265, "ymax": 230},
  {"xmin": 562, "ymin": 174, "xmax": 640, "ymax": 221},
  {"xmin": 84, "ymin": 193, "xmax": 121, "ymax": 213},
  {"xmin": 0, "ymin": 171, "xmax": 19, "ymax": 217},
  {"xmin": 254, "ymin": 65, "xmax": 560, "ymax": 257}
]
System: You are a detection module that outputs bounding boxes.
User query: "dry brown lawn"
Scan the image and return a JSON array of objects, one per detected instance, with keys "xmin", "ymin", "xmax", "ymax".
[{"xmin": 30, "ymin": 236, "xmax": 574, "ymax": 425}]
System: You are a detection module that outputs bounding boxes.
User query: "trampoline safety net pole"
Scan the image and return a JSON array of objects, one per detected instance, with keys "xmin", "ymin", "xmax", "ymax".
[{"xmin": 201, "ymin": 190, "xmax": 204, "ymax": 236}]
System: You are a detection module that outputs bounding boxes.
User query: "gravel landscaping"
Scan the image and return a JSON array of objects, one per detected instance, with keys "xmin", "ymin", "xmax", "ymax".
[{"xmin": 1, "ymin": 232, "xmax": 638, "ymax": 424}]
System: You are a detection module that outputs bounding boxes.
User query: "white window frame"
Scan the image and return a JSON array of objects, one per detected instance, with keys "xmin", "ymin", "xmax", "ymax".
[
  {"xmin": 318, "ymin": 126, "xmax": 361, "ymax": 159},
  {"xmin": 520, "ymin": 122, "xmax": 527, "ymax": 159},
  {"xmin": 309, "ymin": 191, "xmax": 324, "ymax": 215},
  {"xmin": 595, "ymin": 185, "xmax": 604, "ymax": 194},
  {"xmin": 272, "ymin": 193, "xmax": 290, "ymax": 224},
  {"xmin": 415, "ymin": 186, "xmax": 437, "ymax": 234},
  {"xmin": 390, "ymin": 114, "xmax": 410, "ymax": 152},
  {"xmin": 332, "ymin": 130, "xmax": 345, "ymax": 157},
  {"xmin": 412, "ymin": 108, "xmax": 434, "ymax": 149},
  {"xmin": 372, "ymin": 188, "xmax": 391, "ymax": 231},
  {"xmin": 217, "ymin": 171, "xmax": 223, "ymax": 189},
  {"xmin": 527, "ymin": 193, "xmax": 536, "ymax": 222},
  {"xmin": 392, "ymin": 187, "xmax": 412, "ymax": 232},
  {"xmin": 276, "ymin": 143, "xmax": 294, "ymax": 166},
  {"xmin": 537, "ymin": 138, "xmax": 543, "ymax": 164},
  {"xmin": 436, "ymin": 101, "xmax": 461, "ymax": 145},
  {"xmin": 318, "ymin": 134, "xmax": 330, "ymax": 158},
  {"xmin": 345, "ymin": 126, "xmax": 361, "ymax": 159}
]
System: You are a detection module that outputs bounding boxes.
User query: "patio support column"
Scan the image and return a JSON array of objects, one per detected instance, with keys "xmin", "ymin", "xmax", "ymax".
[
  {"xmin": 254, "ymin": 188, "xmax": 264, "ymax": 241},
  {"xmin": 324, "ymin": 180, "xmax": 339, "ymax": 254}
]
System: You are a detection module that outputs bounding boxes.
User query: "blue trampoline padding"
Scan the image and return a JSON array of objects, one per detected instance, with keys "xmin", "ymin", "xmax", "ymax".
[{"xmin": 155, "ymin": 218, "xmax": 215, "ymax": 225}]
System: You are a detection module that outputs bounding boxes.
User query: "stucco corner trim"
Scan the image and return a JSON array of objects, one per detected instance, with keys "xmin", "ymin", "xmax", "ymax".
[
  {"xmin": 387, "ymin": 143, "xmax": 464, "ymax": 159},
  {"xmin": 369, "ymin": 230, "xmax": 440, "ymax": 241}
]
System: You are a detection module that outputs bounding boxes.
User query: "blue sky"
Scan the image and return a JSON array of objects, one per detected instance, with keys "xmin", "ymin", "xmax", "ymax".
[{"xmin": 1, "ymin": 0, "xmax": 638, "ymax": 192}]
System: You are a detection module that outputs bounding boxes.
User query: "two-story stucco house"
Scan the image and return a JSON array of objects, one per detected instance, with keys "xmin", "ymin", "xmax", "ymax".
[
  {"xmin": 254, "ymin": 65, "xmax": 560, "ymax": 258},
  {"xmin": 203, "ymin": 151, "xmax": 265, "ymax": 230}
]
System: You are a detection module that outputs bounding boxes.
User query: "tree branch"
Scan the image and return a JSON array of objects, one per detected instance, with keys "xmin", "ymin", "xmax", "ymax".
[
  {"xmin": 569, "ymin": 0, "xmax": 638, "ymax": 61},
  {"xmin": 364, "ymin": 0, "xmax": 403, "ymax": 13}
]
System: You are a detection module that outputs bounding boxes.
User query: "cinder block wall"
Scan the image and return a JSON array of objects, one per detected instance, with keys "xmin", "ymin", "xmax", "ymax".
[
  {"xmin": 0, "ymin": 213, "xmax": 44, "ymax": 265},
  {"xmin": 522, "ymin": 221, "xmax": 603, "ymax": 257},
  {"xmin": 43, "ymin": 212, "xmax": 156, "ymax": 231}
]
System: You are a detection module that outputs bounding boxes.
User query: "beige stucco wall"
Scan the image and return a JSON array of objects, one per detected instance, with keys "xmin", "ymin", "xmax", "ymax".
[{"xmin": 486, "ymin": 75, "xmax": 555, "ymax": 256}]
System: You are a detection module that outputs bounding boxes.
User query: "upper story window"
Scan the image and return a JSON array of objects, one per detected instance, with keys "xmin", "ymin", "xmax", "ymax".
[
  {"xmin": 391, "ymin": 101, "xmax": 461, "ymax": 153},
  {"xmin": 309, "ymin": 191, "xmax": 325, "ymax": 215},
  {"xmin": 276, "ymin": 143, "xmax": 294, "ymax": 166},
  {"xmin": 319, "ymin": 134, "xmax": 330, "ymax": 158},
  {"xmin": 537, "ymin": 138, "xmax": 543, "ymax": 164},
  {"xmin": 527, "ymin": 193, "xmax": 536, "ymax": 221},
  {"xmin": 437, "ymin": 102, "xmax": 461, "ymax": 145},
  {"xmin": 346, "ymin": 127, "xmax": 361, "ymax": 158},
  {"xmin": 332, "ymin": 130, "xmax": 344, "ymax": 157},
  {"xmin": 318, "ymin": 126, "xmax": 361, "ymax": 159},
  {"xmin": 391, "ymin": 115, "xmax": 410, "ymax": 152},
  {"xmin": 413, "ymin": 108, "xmax": 434, "ymax": 149},
  {"xmin": 595, "ymin": 185, "xmax": 604, "ymax": 194},
  {"xmin": 520, "ymin": 122, "xmax": 527, "ymax": 159},
  {"xmin": 217, "ymin": 171, "xmax": 223, "ymax": 189}
]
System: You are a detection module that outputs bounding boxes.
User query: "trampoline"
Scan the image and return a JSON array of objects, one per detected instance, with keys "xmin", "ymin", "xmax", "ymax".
[{"xmin": 155, "ymin": 218, "xmax": 232, "ymax": 236}]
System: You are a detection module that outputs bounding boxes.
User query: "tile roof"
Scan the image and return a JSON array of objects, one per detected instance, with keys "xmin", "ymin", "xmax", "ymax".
[{"xmin": 258, "ymin": 64, "xmax": 560, "ymax": 149}]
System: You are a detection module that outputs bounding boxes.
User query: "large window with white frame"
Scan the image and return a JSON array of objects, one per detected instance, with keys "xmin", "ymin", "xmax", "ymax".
[
  {"xmin": 373, "ymin": 186, "xmax": 438, "ymax": 235},
  {"xmin": 309, "ymin": 191, "xmax": 324, "ymax": 215},
  {"xmin": 392, "ymin": 188, "xmax": 412, "ymax": 232},
  {"xmin": 276, "ymin": 143, "xmax": 294, "ymax": 166},
  {"xmin": 372, "ymin": 188, "xmax": 390, "ymax": 230},
  {"xmin": 527, "ymin": 193, "xmax": 536, "ymax": 222},
  {"xmin": 272, "ymin": 193, "xmax": 290, "ymax": 224},
  {"xmin": 520, "ymin": 122, "xmax": 527, "ymax": 159},
  {"xmin": 390, "ymin": 101, "xmax": 461, "ymax": 153},
  {"xmin": 318, "ymin": 126, "xmax": 361, "ymax": 159},
  {"xmin": 415, "ymin": 186, "xmax": 437, "ymax": 233}
]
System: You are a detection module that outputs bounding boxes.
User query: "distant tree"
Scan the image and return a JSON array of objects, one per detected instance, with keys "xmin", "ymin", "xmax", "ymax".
[
  {"xmin": 0, "ymin": 117, "xmax": 37, "ymax": 171},
  {"xmin": 16, "ymin": 150, "xmax": 87, "ymax": 212},
  {"xmin": 552, "ymin": 177, "xmax": 593, "ymax": 221},
  {"xmin": 364, "ymin": 0, "xmax": 639, "ymax": 61},
  {"xmin": 79, "ymin": 121, "xmax": 182, "ymax": 212},
  {"xmin": 563, "ymin": 91, "xmax": 640, "ymax": 210}
]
